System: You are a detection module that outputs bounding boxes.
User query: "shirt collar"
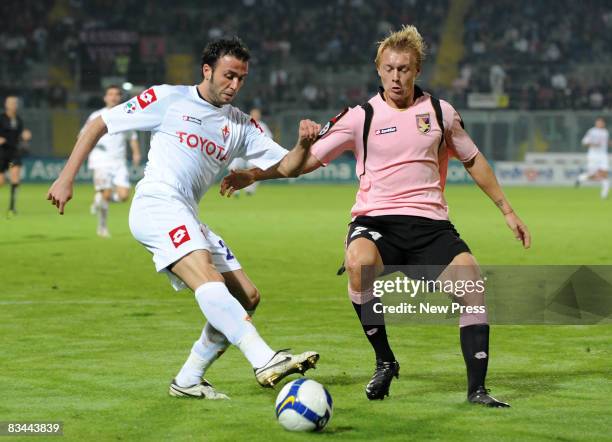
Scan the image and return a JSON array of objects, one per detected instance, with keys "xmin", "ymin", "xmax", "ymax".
[{"xmin": 378, "ymin": 85, "xmax": 425, "ymax": 102}]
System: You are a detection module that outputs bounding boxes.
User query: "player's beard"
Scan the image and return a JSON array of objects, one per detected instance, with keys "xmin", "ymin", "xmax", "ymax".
[{"xmin": 208, "ymin": 75, "xmax": 233, "ymax": 106}]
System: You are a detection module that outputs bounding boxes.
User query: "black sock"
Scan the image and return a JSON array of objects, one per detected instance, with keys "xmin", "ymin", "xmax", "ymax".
[
  {"xmin": 460, "ymin": 324, "xmax": 490, "ymax": 396},
  {"xmin": 353, "ymin": 299, "xmax": 395, "ymax": 362},
  {"xmin": 9, "ymin": 183, "xmax": 19, "ymax": 211}
]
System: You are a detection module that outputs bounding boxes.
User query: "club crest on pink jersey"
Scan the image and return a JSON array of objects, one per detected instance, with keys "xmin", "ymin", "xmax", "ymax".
[{"xmin": 416, "ymin": 113, "xmax": 431, "ymax": 133}]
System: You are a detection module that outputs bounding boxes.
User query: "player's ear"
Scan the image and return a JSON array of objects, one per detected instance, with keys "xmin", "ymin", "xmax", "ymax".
[{"xmin": 203, "ymin": 64, "xmax": 213, "ymax": 81}]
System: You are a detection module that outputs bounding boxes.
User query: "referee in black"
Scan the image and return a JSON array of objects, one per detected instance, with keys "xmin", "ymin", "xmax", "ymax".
[{"xmin": 0, "ymin": 95, "xmax": 32, "ymax": 216}]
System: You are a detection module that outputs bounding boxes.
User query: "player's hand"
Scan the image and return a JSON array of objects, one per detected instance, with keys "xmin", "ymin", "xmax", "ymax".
[
  {"xmin": 21, "ymin": 129, "xmax": 32, "ymax": 142},
  {"xmin": 47, "ymin": 177, "xmax": 74, "ymax": 215},
  {"xmin": 505, "ymin": 211, "xmax": 531, "ymax": 248},
  {"xmin": 220, "ymin": 169, "xmax": 256, "ymax": 197},
  {"xmin": 297, "ymin": 119, "xmax": 321, "ymax": 149}
]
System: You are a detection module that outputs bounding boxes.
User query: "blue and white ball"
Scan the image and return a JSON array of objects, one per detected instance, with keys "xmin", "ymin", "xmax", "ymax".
[{"xmin": 275, "ymin": 378, "xmax": 333, "ymax": 432}]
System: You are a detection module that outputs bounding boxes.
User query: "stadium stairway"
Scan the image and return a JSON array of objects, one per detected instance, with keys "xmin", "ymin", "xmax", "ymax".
[{"xmin": 430, "ymin": 0, "xmax": 473, "ymax": 90}]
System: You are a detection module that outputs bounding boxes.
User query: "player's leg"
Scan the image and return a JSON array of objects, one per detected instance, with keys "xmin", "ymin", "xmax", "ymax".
[
  {"xmin": 170, "ymin": 250, "xmax": 317, "ymax": 388},
  {"xmin": 0, "ymin": 162, "xmax": 5, "ymax": 213},
  {"xmin": 345, "ymin": 233, "xmax": 400, "ymax": 400},
  {"xmin": 93, "ymin": 168, "xmax": 112, "ymax": 237},
  {"xmin": 596, "ymin": 169, "xmax": 609, "ymax": 199},
  {"xmin": 7, "ymin": 161, "xmax": 22, "ymax": 215},
  {"xmin": 90, "ymin": 190, "xmax": 103, "ymax": 214},
  {"xmin": 174, "ymin": 268, "xmax": 260, "ymax": 389},
  {"xmin": 111, "ymin": 164, "xmax": 131, "ymax": 202},
  {"xmin": 97, "ymin": 188, "xmax": 112, "ymax": 237},
  {"xmin": 114, "ymin": 186, "xmax": 130, "ymax": 202},
  {"xmin": 438, "ymin": 252, "xmax": 509, "ymax": 407},
  {"xmin": 0, "ymin": 160, "xmax": 6, "ymax": 188}
]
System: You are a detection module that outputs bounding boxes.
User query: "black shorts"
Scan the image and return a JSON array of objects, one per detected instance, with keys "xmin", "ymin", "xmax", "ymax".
[
  {"xmin": 0, "ymin": 148, "xmax": 22, "ymax": 172},
  {"xmin": 345, "ymin": 215, "xmax": 471, "ymax": 278}
]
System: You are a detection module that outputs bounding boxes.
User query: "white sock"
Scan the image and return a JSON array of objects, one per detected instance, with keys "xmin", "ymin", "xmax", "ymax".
[
  {"xmin": 98, "ymin": 200, "xmax": 109, "ymax": 228},
  {"xmin": 194, "ymin": 282, "xmax": 273, "ymax": 368},
  {"xmin": 175, "ymin": 309, "xmax": 257, "ymax": 387},
  {"xmin": 94, "ymin": 191, "xmax": 103, "ymax": 206},
  {"xmin": 601, "ymin": 180, "xmax": 609, "ymax": 199},
  {"xmin": 175, "ymin": 324, "xmax": 228, "ymax": 387}
]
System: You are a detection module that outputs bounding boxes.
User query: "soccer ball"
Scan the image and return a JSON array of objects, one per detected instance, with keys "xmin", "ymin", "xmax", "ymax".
[{"xmin": 275, "ymin": 378, "xmax": 333, "ymax": 432}]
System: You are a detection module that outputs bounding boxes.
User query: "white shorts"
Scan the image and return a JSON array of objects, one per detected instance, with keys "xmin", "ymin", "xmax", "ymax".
[
  {"xmin": 93, "ymin": 163, "xmax": 131, "ymax": 191},
  {"xmin": 129, "ymin": 186, "xmax": 241, "ymax": 290},
  {"xmin": 587, "ymin": 155, "xmax": 609, "ymax": 174}
]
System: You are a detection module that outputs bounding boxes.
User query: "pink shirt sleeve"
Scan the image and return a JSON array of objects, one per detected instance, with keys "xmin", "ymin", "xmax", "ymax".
[
  {"xmin": 441, "ymin": 100, "xmax": 479, "ymax": 162},
  {"xmin": 311, "ymin": 107, "xmax": 360, "ymax": 165}
]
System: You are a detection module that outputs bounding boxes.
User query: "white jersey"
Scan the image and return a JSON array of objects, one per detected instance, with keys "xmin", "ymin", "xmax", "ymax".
[
  {"xmin": 101, "ymin": 84, "xmax": 288, "ymax": 209},
  {"xmin": 258, "ymin": 120, "xmax": 273, "ymax": 139},
  {"xmin": 582, "ymin": 127, "xmax": 609, "ymax": 157},
  {"xmin": 85, "ymin": 108, "xmax": 137, "ymax": 169}
]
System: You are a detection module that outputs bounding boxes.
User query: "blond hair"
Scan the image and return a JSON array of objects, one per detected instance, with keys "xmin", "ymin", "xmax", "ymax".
[{"xmin": 375, "ymin": 25, "xmax": 426, "ymax": 68}]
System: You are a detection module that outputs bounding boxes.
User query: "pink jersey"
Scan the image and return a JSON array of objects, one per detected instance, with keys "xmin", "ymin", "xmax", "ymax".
[{"xmin": 311, "ymin": 87, "xmax": 479, "ymax": 220}]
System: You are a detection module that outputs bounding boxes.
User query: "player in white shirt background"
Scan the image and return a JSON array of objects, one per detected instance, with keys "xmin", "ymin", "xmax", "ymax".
[
  {"xmin": 227, "ymin": 107, "xmax": 272, "ymax": 196},
  {"xmin": 576, "ymin": 117, "xmax": 610, "ymax": 199},
  {"xmin": 47, "ymin": 37, "xmax": 321, "ymax": 399},
  {"xmin": 85, "ymin": 85, "xmax": 142, "ymax": 237}
]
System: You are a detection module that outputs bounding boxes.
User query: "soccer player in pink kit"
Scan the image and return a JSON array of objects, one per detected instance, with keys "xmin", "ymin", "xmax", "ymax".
[
  {"xmin": 47, "ymin": 37, "xmax": 321, "ymax": 399},
  {"xmin": 222, "ymin": 26, "xmax": 531, "ymax": 407}
]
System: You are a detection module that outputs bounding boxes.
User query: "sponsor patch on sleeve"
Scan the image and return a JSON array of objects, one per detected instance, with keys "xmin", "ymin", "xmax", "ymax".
[
  {"xmin": 317, "ymin": 107, "xmax": 349, "ymax": 139},
  {"xmin": 137, "ymin": 87, "xmax": 158, "ymax": 109}
]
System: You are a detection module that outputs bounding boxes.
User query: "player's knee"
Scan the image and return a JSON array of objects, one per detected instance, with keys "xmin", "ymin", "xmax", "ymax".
[
  {"xmin": 345, "ymin": 254, "xmax": 378, "ymax": 290},
  {"xmin": 117, "ymin": 188, "xmax": 130, "ymax": 201}
]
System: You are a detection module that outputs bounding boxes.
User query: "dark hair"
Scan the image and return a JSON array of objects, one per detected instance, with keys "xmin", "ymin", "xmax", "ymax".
[
  {"xmin": 201, "ymin": 36, "xmax": 250, "ymax": 72},
  {"xmin": 105, "ymin": 84, "xmax": 122, "ymax": 93}
]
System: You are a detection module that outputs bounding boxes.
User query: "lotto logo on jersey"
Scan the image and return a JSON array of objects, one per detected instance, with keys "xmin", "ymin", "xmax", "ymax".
[
  {"xmin": 137, "ymin": 88, "xmax": 157, "ymax": 109},
  {"xmin": 169, "ymin": 225, "xmax": 190, "ymax": 248}
]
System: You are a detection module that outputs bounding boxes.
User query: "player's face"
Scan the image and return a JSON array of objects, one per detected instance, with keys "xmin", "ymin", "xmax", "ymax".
[
  {"xmin": 377, "ymin": 49, "xmax": 420, "ymax": 107},
  {"xmin": 203, "ymin": 55, "xmax": 249, "ymax": 106},
  {"xmin": 5, "ymin": 96, "xmax": 18, "ymax": 113},
  {"xmin": 104, "ymin": 88, "xmax": 122, "ymax": 108}
]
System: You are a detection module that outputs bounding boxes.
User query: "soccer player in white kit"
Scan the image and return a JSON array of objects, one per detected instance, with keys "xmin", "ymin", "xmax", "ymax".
[
  {"xmin": 47, "ymin": 37, "xmax": 320, "ymax": 399},
  {"xmin": 227, "ymin": 108, "xmax": 272, "ymax": 196},
  {"xmin": 576, "ymin": 117, "xmax": 610, "ymax": 199},
  {"xmin": 85, "ymin": 85, "xmax": 141, "ymax": 237}
]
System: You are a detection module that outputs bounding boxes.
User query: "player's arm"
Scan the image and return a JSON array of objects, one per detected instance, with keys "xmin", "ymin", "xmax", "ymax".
[
  {"xmin": 442, "ymin": 99, "xmax": 530, "ymax": 248},
  {"xmin": 220, "ymin": 119, "xmax": 320, "ymax": 196},
  {"xmin": 220, "ymin": 153, "xmax": 323, "ymax": 196},
  {"xmin": 130, "ymin": 135, "xmax": 141, "ymax": 165},
  {"xmin": 221, "ymin": 108, "xmax": 354, "ymax": 196},
  {"xmin": 47, "ymin": 116, "xmax": 108, "ymax": 214},
  {"xmin": 463, "ymin": 152, "xmax": 531, "ymax": 248}
]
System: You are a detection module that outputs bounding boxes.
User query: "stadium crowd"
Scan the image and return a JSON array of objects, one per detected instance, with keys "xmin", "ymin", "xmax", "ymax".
[{"xmin": 1, "ymin": 0, "xmax": 610, "ymax": 111}]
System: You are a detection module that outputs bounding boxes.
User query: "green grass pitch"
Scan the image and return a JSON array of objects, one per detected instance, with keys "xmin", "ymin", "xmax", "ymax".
[{"xmin": 0, "ymin": 183, "xmax": 610, "ymax": 441}]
